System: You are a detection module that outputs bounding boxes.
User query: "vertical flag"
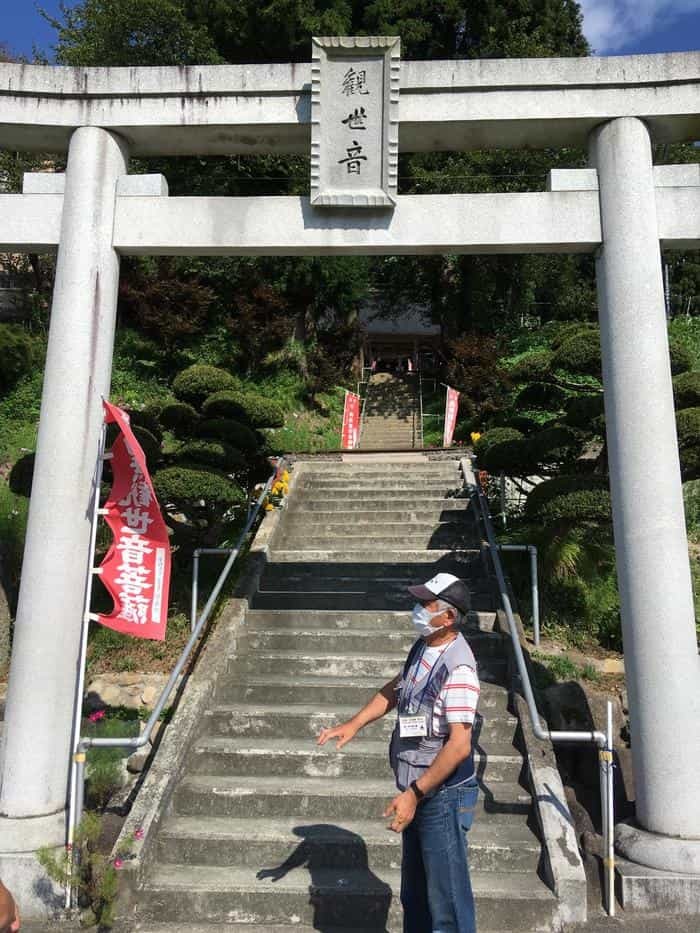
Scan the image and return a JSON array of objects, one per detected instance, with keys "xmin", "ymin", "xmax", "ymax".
[
  {"xmin": 341, "ymin": 391, "xmax": 361, "ymax": 449},
  {"xmin": 97, "ymin": 401, "xmax": 171, "ymax": 641},
  {"xmin": 443, "ymin": 386, "xmax": 460, "ymax": 447}
]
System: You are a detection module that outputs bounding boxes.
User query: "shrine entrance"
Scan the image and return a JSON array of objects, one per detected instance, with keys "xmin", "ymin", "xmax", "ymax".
[{"xmin": 0, "ymin": 39, "xmax": 699, "ymax": 911}]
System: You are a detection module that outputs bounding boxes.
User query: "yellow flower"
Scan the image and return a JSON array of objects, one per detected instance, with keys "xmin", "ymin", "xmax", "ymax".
[
  {"xmin": 264, "ymin": 502, "xmax": 274, "ymax": 511},
  {"xmin": 281, "ymin": 483, "xmax": 289, "ymax": 495},
  {"xmin": 470, "ymin": 431, "xmax": 482, "ymax": 444},
  {"xmin": 281, "ymin": 470, "xmax": 290, "ymax": 482}
]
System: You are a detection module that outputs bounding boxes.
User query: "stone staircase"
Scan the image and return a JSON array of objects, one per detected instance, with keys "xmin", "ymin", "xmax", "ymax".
[
  {"xmin": 359, "ymin": 373, "xmax": 420, "ymax": 450},
  {"xmin": 127, "ymin": 459, "xmax": 563, "ymax": 932}
]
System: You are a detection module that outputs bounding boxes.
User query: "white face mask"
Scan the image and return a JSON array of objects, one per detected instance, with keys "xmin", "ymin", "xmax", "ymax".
[{"xmin": 411, "ymin": 602, "xmax": 446, "ymax": 639}]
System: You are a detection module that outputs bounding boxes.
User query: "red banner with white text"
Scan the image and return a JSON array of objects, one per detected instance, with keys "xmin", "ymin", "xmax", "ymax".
[
  {"xmin": 341, "ymin": 392, "xmax": 361, "ymax": 449},
  {"xmin": 443, "ymin": 386, "xmax": 460, "ymax": 447},
  {"xmin": 97, "ymin": 401, "xmax": 171, "ymax": 641}
]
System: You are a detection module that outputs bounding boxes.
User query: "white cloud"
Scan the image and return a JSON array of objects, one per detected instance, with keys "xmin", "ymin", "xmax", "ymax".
[{"xmin": 579, "ymin": 0, "xmax": 700, "ymax": 53}]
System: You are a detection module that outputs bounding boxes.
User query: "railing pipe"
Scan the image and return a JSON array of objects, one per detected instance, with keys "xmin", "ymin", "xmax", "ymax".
[
  {"xmin": 72, "ymin": 461, "xmax": 284, "ymax": 829},
  {"xmin": 497, "ymin": 544, "xmax": 540, "ymax": 647}
]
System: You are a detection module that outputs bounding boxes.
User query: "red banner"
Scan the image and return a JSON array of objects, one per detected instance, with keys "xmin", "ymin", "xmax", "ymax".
[
  {"xmin": 443, "ymin": 386, "xmax": 460, "ymax": 447},
  {"xmin": 97, "ymin": 402, "xmax": 171, "ymax": 641},
  {"xmin": 341, "ymin": 392, "xmax": 361, "ymax": 449}
]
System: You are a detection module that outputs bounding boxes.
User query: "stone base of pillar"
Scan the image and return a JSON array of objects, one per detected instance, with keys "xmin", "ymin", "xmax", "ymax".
[
  {"xmin": 616, "ymin": 821, "xmax": 700, "ymax": 913},
  {"xmin": 0, "ymin": 810, "xmax": 66, "ymax": 919}
]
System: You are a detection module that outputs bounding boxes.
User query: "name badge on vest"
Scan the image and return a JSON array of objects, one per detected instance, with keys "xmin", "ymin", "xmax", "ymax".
[{"xmin": 399, "ymin": 714, "xmax": 428, "ymax": 738}]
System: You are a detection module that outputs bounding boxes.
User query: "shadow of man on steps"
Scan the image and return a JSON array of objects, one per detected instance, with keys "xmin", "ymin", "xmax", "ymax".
[{"xmin": 256, "ymin": 823, "xmax": 392, "ymax": 932}]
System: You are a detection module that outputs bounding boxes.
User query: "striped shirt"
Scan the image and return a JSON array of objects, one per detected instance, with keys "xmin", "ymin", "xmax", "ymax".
[{"xmin": 402, "ymin": 642, "xmax": 480, "ymax": 736}]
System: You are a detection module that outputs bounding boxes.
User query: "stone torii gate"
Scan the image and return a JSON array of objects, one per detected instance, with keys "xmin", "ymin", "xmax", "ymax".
[{"xmin": 0, "ymin": 43, "xmax": 699, "ymax": 913}]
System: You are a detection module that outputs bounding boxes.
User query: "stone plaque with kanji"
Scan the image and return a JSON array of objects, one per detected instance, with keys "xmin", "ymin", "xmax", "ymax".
[{"xmin": 311, "ymin": 36, "xmax": 400, "ymax": 208}]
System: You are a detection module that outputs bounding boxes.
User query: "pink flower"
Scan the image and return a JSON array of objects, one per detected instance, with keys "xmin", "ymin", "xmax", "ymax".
[
  {"xmin": 88, "ymin": 710, "xmax": 105, "ymax": 723},
  {"xmin": 113, "ymin": 857, "xmax": 124, "ymax": 870},
  {"xmin": 134, "ymin": 828, "xmax": 144, "ymax": 841}
]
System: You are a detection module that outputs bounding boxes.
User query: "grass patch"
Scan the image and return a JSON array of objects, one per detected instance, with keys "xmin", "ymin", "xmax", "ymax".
[{"xmin": 531, "ymin": 650, "xmax": 601, "ymax": 689}]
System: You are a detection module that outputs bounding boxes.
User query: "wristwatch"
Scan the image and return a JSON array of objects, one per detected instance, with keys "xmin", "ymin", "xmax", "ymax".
[{"xmin": 410, "ymin": 779, "xmax": 425, "ymax": 802}]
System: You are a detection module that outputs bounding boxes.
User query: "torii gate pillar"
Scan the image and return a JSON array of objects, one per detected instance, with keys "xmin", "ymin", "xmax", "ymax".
[
  {"xmin": 0, "ymin": 127, "xmax": 128, "ymax": 901},
  {"xmin": 590, "ymin": 116, "xmax": 700, "ymax": 878}
]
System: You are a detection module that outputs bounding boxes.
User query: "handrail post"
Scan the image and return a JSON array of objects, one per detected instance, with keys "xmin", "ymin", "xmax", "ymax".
[
  {"xmin": 191, "ymin": 550, "xmax": 200, "ymax": 633},
  {"xmin": 528, "ymin": 545, "xmax": 540, "ymax": 647}
]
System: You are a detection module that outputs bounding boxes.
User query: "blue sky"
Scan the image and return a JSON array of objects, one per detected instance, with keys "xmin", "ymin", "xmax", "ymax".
[{"xmin": 2, "ymin": 0, "xmax": 699, "ymax": 60}]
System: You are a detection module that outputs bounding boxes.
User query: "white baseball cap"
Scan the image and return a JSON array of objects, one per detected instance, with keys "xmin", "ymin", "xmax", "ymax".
[{"xmin": 407, "ymin": 573, "xmax": 470, "ymax": 614}]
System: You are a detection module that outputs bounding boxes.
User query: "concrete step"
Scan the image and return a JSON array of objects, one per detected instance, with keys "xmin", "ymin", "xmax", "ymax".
[
  {"xmin": 253, "ymin": 558, "xmax": 481, "ymax": 580},
  {"xmin": 301, "ymin": 463, "xmax": 459, "ymax": 474},
  {"xmin": 267, "ymin": 548, "xmax": 478, "ymax": 563},
  {"xmin": 156, "ymin": 813, "xmax": 541, "ymax": 873},
  {"xmin": 286, "ymin": 499, "xmax": 471, "ymax": 514},
  {"xmin": 173, "ymin": 774, "xmax": 533, "ymax": 821},
  {"xmin": 227, "ymin": 650, "xmax": 407, "ymax": 680},
  {"xmin": 138, "ymin": 864, "xmax": 556, "ymax": 929},
  {"xmin": 290, "ymin": 491, "xmax": 471, "ymax": 506},
  {"xmin": 275, "ymin": 531, "xmax": 479, "ymax": 548},
  {"xmin": 188, "ymin": 737, "xmax": 524, "ymax": 783},
  {"xmin": 255, "ymin": 574, "xmax": 489, "ymax": 595},
  {"xmin": 299, "ymin": 481, "xmax": 460, "ymax": 493},
  {"xmin": 279, "ymin": 520, "xmax": 468, "ymax": 536},
  {"xmin": 203, "ymin": 704, "xmax": 518, "ymax": 742},
  {"xmin": 216, "ymin": 674, "xmax": 511, "ymax": 709},
  {"xmin": 249, "ymin": 590, "xmax": 496, "ymax": 612},
  {"xmin": 232, "ymin": 629, "xmax": 506, "ymax": 658},
  {"xmin": 243, "ymin": 609, "xmax": 497, "ymax": 631},
  {"xmin": 286, "ymin": 505, "xmax": 469, "ymax": 521}
]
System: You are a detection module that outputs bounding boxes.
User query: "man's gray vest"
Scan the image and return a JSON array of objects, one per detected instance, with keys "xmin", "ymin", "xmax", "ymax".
[{"xmin": 390, "ymin": 633, "xmax": 477, "ymax": 793}]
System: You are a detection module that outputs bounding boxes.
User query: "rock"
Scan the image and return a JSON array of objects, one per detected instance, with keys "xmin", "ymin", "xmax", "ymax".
[
  {"xmin": 599, "ymin": 657, "xmax": 624, "ymax": 675},
  {"xmin": 126, "ymin": 751, "xmax": 149, "ymax": 774},
  {"xmin": 117, "ymin": 673, "xmax": 142, "ymax": 686},
  {"xmin": 101, "ymin": 685, "xmax": 121, "ymax": 705},
  {"xmin": 141, "ymin": 685, "xmax": 158, "ymax": 706}
]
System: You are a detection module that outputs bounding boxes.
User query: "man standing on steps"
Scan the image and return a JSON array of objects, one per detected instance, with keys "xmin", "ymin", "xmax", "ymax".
[{"xmin": 317, "ymin": 573, "xmax": 480, "ymax": 933}]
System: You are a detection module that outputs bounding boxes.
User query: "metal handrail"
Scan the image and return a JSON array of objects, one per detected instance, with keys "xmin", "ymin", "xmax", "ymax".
[
  {"xmin": 357, "ymin": 380, "xmax": 369, "ymax": 449},
  {"xmin": 465, "ymin": 460, "xmax": 615, "ymax": 915},
  {"xmin": 68, "ymin": 458, "xmax": 286, "ymax": 864},
  {"xmin": 417, "ymin": 369, "xmax": 424, "ymax": 449}
]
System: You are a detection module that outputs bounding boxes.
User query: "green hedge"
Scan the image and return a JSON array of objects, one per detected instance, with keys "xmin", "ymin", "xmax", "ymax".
[
  {"xmin": 673, "ymin": 371, "xmax": 700, "ymax": 410},
  {"xmin": 507, "ymin": 349, "xmax": 554, "ymax": 383},
  {"xmin": 159, "ymin": 401, "xmax": 199, "ymax": 436},
  {"xmin": 551, "ymin": 329, "xmax": 601, "ymax": 376},
  {"xmin": 481, "ymin": 438, "xmax": 539, "ymax": 476},
  {"xmin": 0, "ymin": 324, "xmax": 37, "ymax": 395},
  {"xmin": 473, "ymin": 427, "xmax": 524, "ymax": 459},
  {"xmin": 563, "ymin": 394, "xmax": 605, "ymax": 432},
  {"xmin": 684, "ymin": 479, "xmax": 700, "ymax": 533},
  {"xmin": 537, "ymin": 487, "xmax": 612, "ymax": 524},
  {"xmin": 549, "ymin": 321, "xmax": 598, "ymax": 351},
  {"xmin": 676, "ymin": 407, "xmax": 700, "ymax": 480},
  {"xmin": 525, "ymin": 474, "xmax": 610, "ymax": 520},
  {"xmin": 172, "ymin": 365, "xmax": 236, "ymax": 406},
  {"xmin": 515, "ymin": 382, "xmax": 568, "ymax": 410},
  {"xmin": 8, "ymin": 452, "xmax": 35, "ymax": 497},
  {"xmin": 152, "ymin": 466, "xmax": 245, "ymax": 509},
  {"xmin": 528, "ymin": 425, "xmax": 584, "ymax": 465},
  {"xmin": 131, "ymin": 426, "xmax": 161, "ymax": 466},
  {"xmin": 176, "ymin": 440, "xmax": 247, "ymax": 472},
  {"xmin": 127, "ymin": 408, "xmax": 163, "ymax": 444},
  {"xmin": 195, "ymin": 418, "xmax": 259, "ymax": 453},
  {"xmin": 203, "ymin": 390, "xmax": 285, "ymax": 429},
  {"xmin": 669, "ymin": 338, "xmax": 693, "ymax": 376}
]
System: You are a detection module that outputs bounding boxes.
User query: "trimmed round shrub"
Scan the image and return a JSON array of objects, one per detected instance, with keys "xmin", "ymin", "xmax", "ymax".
[
  {"xmin": 669, "ymin": 338, "xmax": 693, "ymax": 376},
  {"xmin": 515, "ymin": 382, "xmax": 568, "ymax": 410},
  {"xmin": 160, "ymin": 401, "xmax": 199, "ymax": 437},
  {"xmin": 537, "ymin": 487, "xmax": 612, "ymax": 524},
  {"xmin": 683, "ymin": 479, "xmax": 700, "ymax": 533},
  {"xmin": 473, "ymin": 427, "xmax": 524, "ymax": 459},
  {"xmin": 481, "ymin": 438, "xmax": 539, "ymax": 476},
  {"xmin": 203, "ymin": 391, "xmax": 286, "ymax": 429},
  {"xmin": 201, "ymin": 391, "xmax": 249, "ymax": 422},
  {"xmin": 8, "ymin": 452, "xmax": 35, "ymax": 497},
  {"xmin": 673, "ymin": 371, "xmax": 700, "ymax": 410},
  {"xmin": 153, "ymin": 466, "xmax": 245, "ymax": 510},
  {"xmin": 127, "ymin": 408, "xmax": 163, "ymax": 444},
  {"xmin": 507, "ymin": 349, "xmax": 554, "ymax": 383},
  {"xmin": 172, "ymin": 365, "xmax": 236, "ymax": 406},
  {"xmin": 176, "ymin": 440, "xmax": 247, "ymax": 473},
  {"xmin": 0, "ymin": 324, "xmax": 36, "ymax": 394},
  {"xmin": 237, "ymin": 394, "xmax": 285, "ymax": 429},
  {"xmin": 501, "ymin": 415, "xmax": 540, "ymax": 436},
  {"xmin": 131, "ymin": 426, "xmax": 161, "ymax": 466},
  {"xmin": 676, "ymin": 407, "xmax": 700, "ymax": 480},
  {"xmin": 549, "ymin": 321, "xmax": 597, "ymax": 349},
  {"xmin": 525, "ymin": 474, "xmax": 610, "ymax": 520},
  {"xmin": 528, "ymin": 426, "xmax": 584, "ymax": 465},
  {"xmin": 195, "ymin": 418, "xmax": 259, "ymax": 453},
  {"xmin": 564, "ymin": 394, "xmax": 605, "ymax": 432},
  {"xmin": 551, "ymin": 329, "xmax": 601, "ymax": 376}
]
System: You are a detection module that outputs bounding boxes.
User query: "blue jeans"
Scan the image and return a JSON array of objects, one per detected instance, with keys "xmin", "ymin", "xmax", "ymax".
[{"xmin": 400, "ymin": 780, "xmax": 479, "ymax": 933}]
